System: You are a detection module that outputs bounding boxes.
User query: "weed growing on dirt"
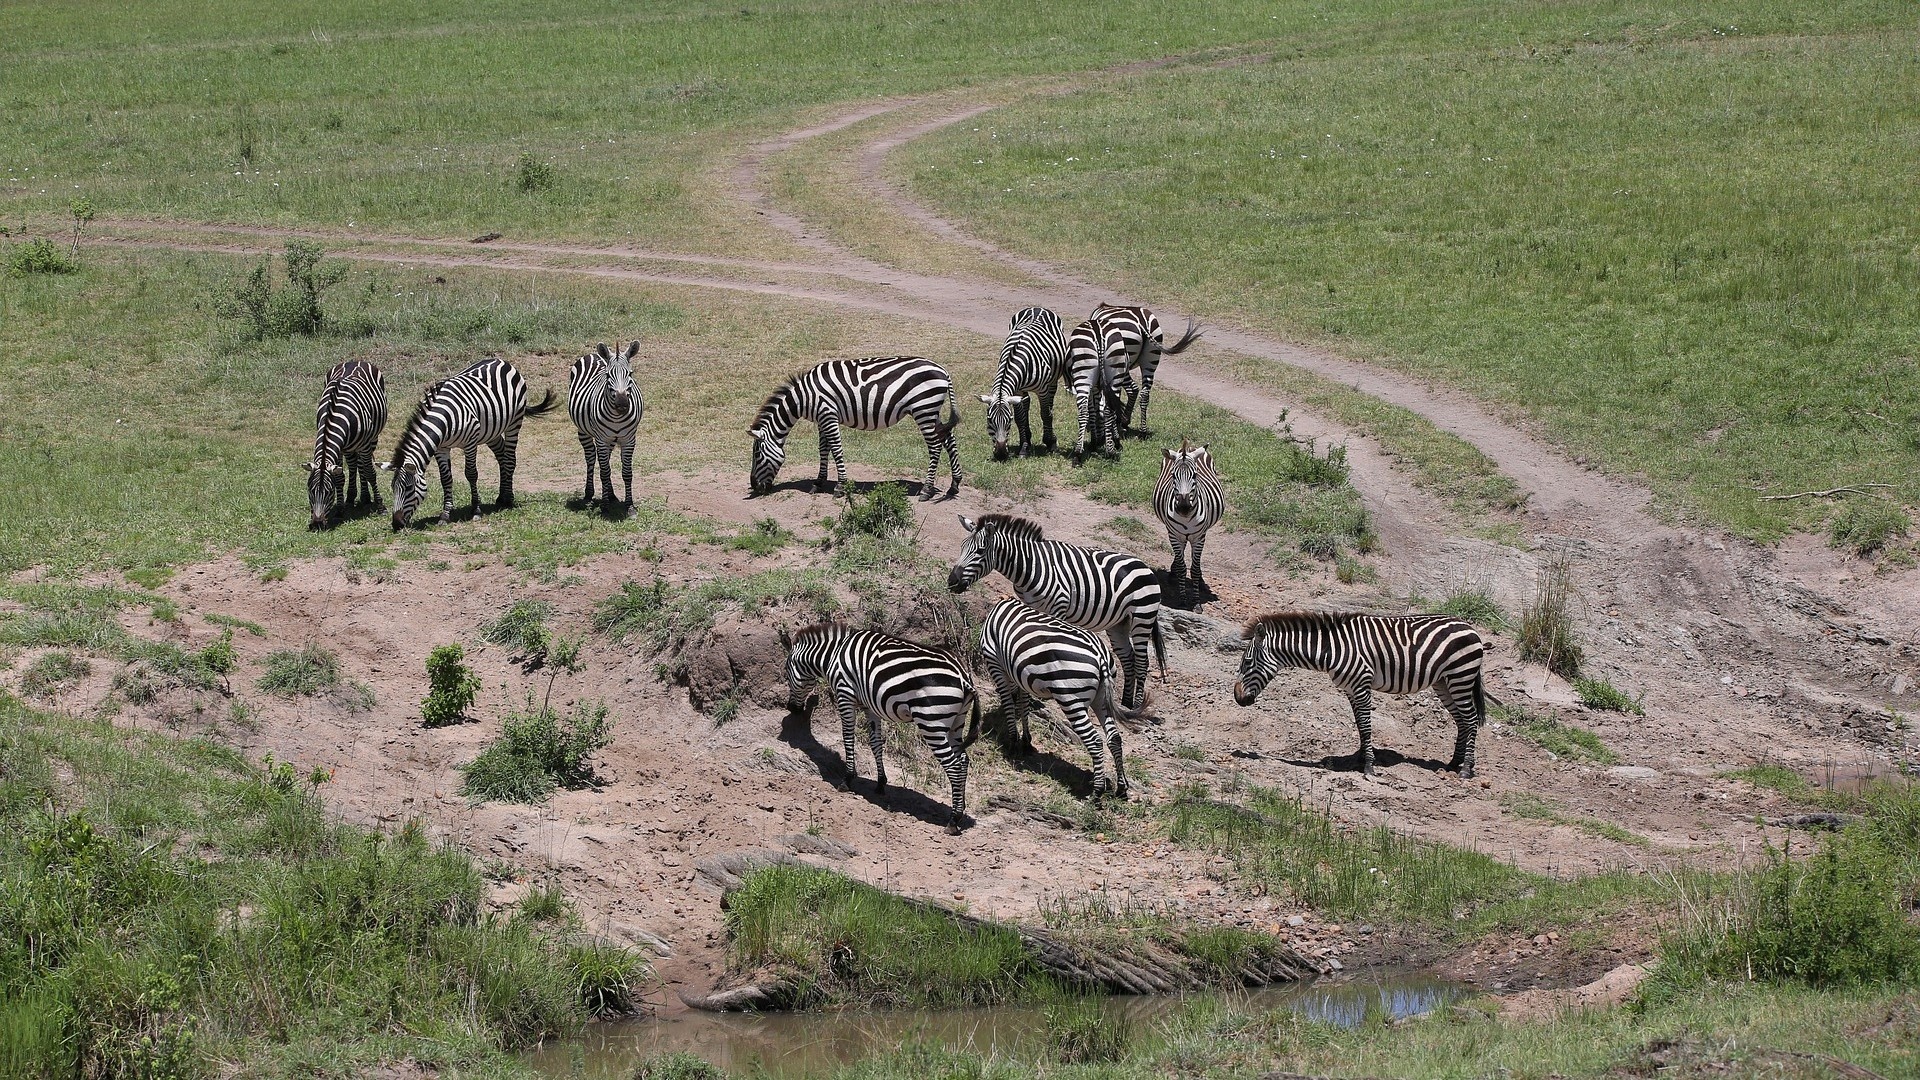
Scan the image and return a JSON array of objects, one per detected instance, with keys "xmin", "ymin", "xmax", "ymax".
[
  {"xmin": 729, "ymin": 517, "xmax": 794, "ymax": 556},
  {"xmin": 0, "ymin": 585, "xmax": 227, "ymax": 694},
  {"xmin": 1498, "ymin": 705, "xmax": 1618, "ymax": 765},
  {"xmin": 1723, "ymin": 765, "xmax": 1864, "ymax": 813},
  {"xmin": 6, "ymin": 238, "xmax": 76, "ymax": 277},
  {"xmin": 255, "ymin": 645, "xmax": 340, "ymax": 697},
  {"xmin": 515, "ymin": 152, "xmax": 557, "ymax": 193},
  {"xmin": 461, "ymin": 699, "xmax": 611, "ymax": 803},
  {"xmin": 519, "ymin": 882, "xmax": 572, "ymax": 923},
  {"xmin": 1573, "ymin": 676, "xmax": 1644, "ymax": 715},
  {"xmin": 834, "ymin": 482, "xmax": 915, "ymax": 540},
  {"xmin": 1828, "ymin": 498, "xmax": 1910, "ymax": 557},
  {"xmin": 481, "ymin": 599, "xmax": 553, "ymax": 664},
  {"xmin": 19, "ymin": 651, "xmax": 90, "ymax": 700},
  {"xmin": 1503, "ymin": 792, "xmax": 1650, "ymax": 849},
  {"xmin": 1430, "ymin": 588, "xmax": 1508, "ymax": 632},
  {"xmin": 594, "ymin": 572, "xmax": 837, "ymax": 653},
  {"xmin": 1516, "ymin": 554, "xmax": 1582, "ymax": 678},
  {"xmin": 421, "ymin": 644, "xmax": 482, "ymax": 728}
]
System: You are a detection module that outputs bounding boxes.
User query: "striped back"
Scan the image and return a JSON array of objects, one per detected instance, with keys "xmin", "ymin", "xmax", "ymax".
[
  {"xmin": 979, "ymin": 599, "xmax": 1118, "ymax": 700},
  {"xmin": 308, "ymin": 361, "xmax": 387, "ymax": 521},
  {"xmin": 389, "ymin": 357, "xmax": 542, "ymax": 526},
  {"xmin": 949, "ymin": 514, "xmax": 1161, "ymax": 634},
  {"xmin": 1067, "ymin": 317, "xmax": 1128, "ymax": 449},
  {"xmin": 568, "ymin": 341, "xmax": 644, "ymax": 445},
  {"xmin": 749, "ymin": 355, "xmax": 956, "ymax": 494},
  {"xmin": 1153, "ymin": 440, "xmax": 1224, "ymax": 539},
  {"xmin": 1236, "ymin": 612, "xmax": 1485, "ymax": 701}
]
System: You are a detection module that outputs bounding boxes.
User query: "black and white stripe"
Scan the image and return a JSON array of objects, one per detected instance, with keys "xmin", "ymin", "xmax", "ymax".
[
  {"xmin": 947, "ymin": 514, "xmax": 1165, "ymax": 711},
  {"xmin": 782, "ymin": 622, "xmax": 978, "ymax": 833},
  {"xmin": 979, "ymin": 599, "xmax": 1131, "ymax": 797},
  {"xmin": 1232, "ymin": 612, "xmax": 1488, "ymax": 777},
  {"xmin": 385, "ymin": 357, "xmax": 556, "ymax": 531},
  {"xmin": 1153, "ymin": 440, "xmax": 1225, "ymax": 598},
  {"xmin": 978, "ymin": 307, "xmax": 1069, "ymax": 461},
  {"xmin": 305, "ymin": 360, "xmax": 388, "ymax": 529},
  {"xmin": 1088, "ymin": 304, "xmax": 1202, "ymax": 433},
  {"xmin": 749, "ymin": 355, "xmax": 962, "ymax": 501},
  {"xmin": 1066, "ymin": 317, "xmax": 1129, "ymax": 462},
  {"xmin": 567, "ymin": 341, "xmax": 645, "ymax": 508}
]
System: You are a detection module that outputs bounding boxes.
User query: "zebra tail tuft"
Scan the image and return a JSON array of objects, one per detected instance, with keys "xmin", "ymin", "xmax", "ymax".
[
  {"xmin": 524, "ymin": 387, "xmax": 560, "ymax": 416},
  {"xmin": 1151, "ymin": 615, "xmax": 1168, "ymax": 681},
  {"xmin": 1164, "ymin": 316, "xmax": 1204, "ymax": 355},
  {"xmin": 940, "ymin": 387, "xmax": 963, "ymax": 435},
  {"xmin": 1476, "ymin": 668, "xmax": 1493, "ymax": 720}
]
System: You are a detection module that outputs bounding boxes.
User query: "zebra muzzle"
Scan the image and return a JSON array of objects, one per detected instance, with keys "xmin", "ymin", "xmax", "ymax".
[{"xmin": 1232, "ymin": 680, "xmax": 1257, "ymax": 706}]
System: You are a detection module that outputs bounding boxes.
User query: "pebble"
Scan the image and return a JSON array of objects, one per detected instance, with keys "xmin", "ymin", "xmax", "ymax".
[
  {"xmin": 1286, "ymin": 915, "xmax": 1306, "ymax": 927},
  {"xmin": 1608, "ymin": 765, "xmax": 1660, "ymax": 781}
]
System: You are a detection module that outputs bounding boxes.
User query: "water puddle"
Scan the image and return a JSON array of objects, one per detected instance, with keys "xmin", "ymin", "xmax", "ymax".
[{"xmin": 523, "ymin": 974, "xmax": 1465, "ymax": 1078}]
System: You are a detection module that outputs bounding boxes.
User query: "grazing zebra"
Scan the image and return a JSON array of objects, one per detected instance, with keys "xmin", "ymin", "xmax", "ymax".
[
  {"xmin": 305, "ymin": 360, "xmax": 388, "ymax": 529},
  {"xmin": 383, "ymin": 357, "xmax": 556, "ymax": 531},
  {"xmin": 749, "ymin": 356, "xmax": 962, "ymax": 501},
  {"xmin": 1153, "ymin": 440, "xmax": 1225, "ymax": 599},
  {"xmin": 1066, "ymin": 317, "xmax": 1130, "ymax": 463},
  {"xmin": 1089, "ymin": 304, "xmax": 1203, "ymax": 433},
  {"xmin": 1232, "ymin": 612, "xmax": 1488, "ymax": 778},
  {"xmin": 978, "ymin": 306, "xmax": 1069, "ymax": 460},
  {"xmin": 947, "ymin": 514, "xmax": 1165, "ymax": 711},
  {"xmin": 979, "ymin": 599, "xmax": 1134, "ymax": 797},
  {"xmin": 781, "ymin": 622, "xmax": 979, "ymax": 833},
  {"xmin": 567, "ymin": 341, "xmax": 645, "ymax": 509}
]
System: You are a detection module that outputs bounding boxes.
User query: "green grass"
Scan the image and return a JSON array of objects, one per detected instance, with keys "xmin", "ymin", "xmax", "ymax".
[
  {"xmin": 479, "ymin": 599, "xmax": 553, "ymax": 662},
  {"xmin": 1503, "ymin": 792, "xmax": 1652, "ymax": 849},
  {"xmin": 593, "ymin": 571, "xmax": 838, "ymax": 653},
  {"xmin": 460, "ymin": 700, "xmax": 611, "ymax": 804},
  {"xmin": 254, "ymin": 645, "xmax": 339, "ymax": 696},
  {"xmin": 903, "ymin": 2, "xmax": 1920, "ymax": 540},
  {"xmin": 1574, "ymin": 675, "xmax": 1645, "ymax": 715},
  {"xmin": 0, "ymin": 584, "xmax": 228, "ymax": 693},
  {"xmin": 1500, "ymin": 705, "xmax": 1620, "ymax": 766},
  {"xmin": 1426, "ymin": 587, "xmax": 1507, "ymax": 632},
  {"xmin": 0, "ymin": 690, "xmax": 643, "ymax": 1079},
  {"xmin": 18, "ymin": 651, "xmax": 92, "ymax": 700},
  {"xmin": 1724, "ymin": 764, "xmax": 1865, "ymax": 813},
  {"xmin": 1829, "ymin": 497, "xmax": 1911, "ymax": 557}
]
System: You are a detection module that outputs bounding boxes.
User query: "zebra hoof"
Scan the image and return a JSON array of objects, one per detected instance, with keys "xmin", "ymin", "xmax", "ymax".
[
  {"xmin": 946, "ymin": 819, "xmax": 963, "ymax": 836},
  {"xmin": 873, "ymin": 777, "xmax": 889, "ymax": 796}
]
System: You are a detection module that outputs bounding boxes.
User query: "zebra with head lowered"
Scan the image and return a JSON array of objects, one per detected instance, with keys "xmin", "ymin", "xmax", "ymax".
[
  {"xmin": 979, "ymin": 306, "xmax": 1069, "ymax": 461},
  {"xmin": 567, "ymin": 341, "xmax": 644, "ymax": 509},
  {"xmin": 979, "ymin": 599, "xmax": 1135, "ymax": 797},
  {"xmin": 1232, "ymin": 612, "xmax": 1488, "ymax": 778},
  {"xmin": 384, "ymin": 357, "xmax": 556, "ymax": 531},
  {"xmin": 305, "ymin": 360, "xmax": 388, "ymax": 529},
  {"xmin": 948, "ymin": 514, "xmax": 1165, "ymax": 712},
  {"xmin": 1066, "ymin": 316, "xmax": 1130, "ymax": 463},
  {"xmin": 781, "ymin": 622, "xmax": 979, "ymax": 833},
  {"xmin": 1154, "ymin": 440, "xmax": 1225, "ymax": 601},
  {"xmin": 1088, "ymin": 304, "xmax": 1203, "ymax": 434},
  {"xmin": 749, "ymin": 355, "xmax": 961, "ymax": 501}
]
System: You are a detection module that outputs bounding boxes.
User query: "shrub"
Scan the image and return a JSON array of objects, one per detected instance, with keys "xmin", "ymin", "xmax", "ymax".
[
  {"xmin": 20, "ymin": 652, "xmax": 90, "ymax": 700},
  {"xmin": 422, "ymin": 644, "xmax": 482, "ymax": 728},
  {"xmin": 1829, "ymin": 499, "xmax": 1910, "ymax": 557},
  {"xmin": 196, "ymin": 629, "xmax": 236, "ymax": 677},
  {"xmin": 480, "ymin": 600, "xmax": 552, "ymax": 664},
  {"xmin": 255, "ymin": 645, "xmax": 339, "ymax": 696},
  {"xmin": 566, "ymin": 939, "xmax": 647, "ymax": 1017},
  {"xmin": 729, "ymin": 517, "xmax": 793, "ymax": 555},
  {"xmin": 515, "ymin": 151, "xmax": 556, "ymax": 192},
  {"xmin": 1430, "ymin": 588, "xmax": 1508, "ymax": 631},
  {"xmin": 1573, "ymin": 676, "xmax": 1644, "ymax": 714},
  {"xmin": 461, "ymin": 701, "xmax": 611, "ymax": 803},
  {"xmin": 633, "ymin": 1052, "xmax": 729, "ymax": 1080},
  {"xmin": 592, "ymin": 579, "xmax": 672, "ymax": 645},
  {"xmin": 6, "ymin": 238, "xmax": 77, "ymax": 277},
  {"xmin": 220, "ymin": 239, "xmax": 344, "ymax": 338},
  {"xmin": 835, "ymin": 483, "xmax": 914, "ymax": 540},
  {"xmin": 518, "ymin": 882, "xmax": 571, "ymax": 923},
  {"xmin": 1516, "ymin": 554, "xmax": 1581, "ymax": 678}
]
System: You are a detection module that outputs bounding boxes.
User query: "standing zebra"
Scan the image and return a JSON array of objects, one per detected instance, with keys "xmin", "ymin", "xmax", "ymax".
[
  {"xmin": 567, "ymin": 341, "xmax": 644, "ymax": 509},
  {"xmin": 978, "ymin": 306, "xmax": 1069, "ymax": 460},
  {"xmin": 305, "ymin": 360, "xmax": 388, "ymax": 529},
  {"xmin": 1089, "ymin": 304, "xmax": 1203, "ymax": 434},
  {"xmin": 749, "ymin": 356, "xmax": 962, "ymax": 501},
  {"xmin": 383, "ymin": 357, "xmax": 556, "ymax": 531},
  {"xmin": 1066, "ymin": 317, "xmax": 1129, "ymax": 463},
  {"xmin": 1153, "ymin": 440, "xmax": 1225, "ymax": 601},
  {"xmin": 781, "ymin": 622, "xmax": 979, "ymax": 833},
  {"xmin": 947, "ymin": 514, "xmax": 1165, "ymax": 711},
  {"xmin": 979, "ymin": 599, "xmax": 1134, "ymax": 797},
  {"xmin": 1232, "ymin": 612, "xmax": 1488, "ymax": 778}
]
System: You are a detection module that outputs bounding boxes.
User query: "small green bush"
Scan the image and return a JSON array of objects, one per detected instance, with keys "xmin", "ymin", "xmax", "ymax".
[
  {"xmin": 219, "ymin": 239, "xmax": 344, "ymax": 338},
  {"xmin": 196, "ymin": 629, "xmax": 236, "ymax": 677},
  {"xmin": 6, "ymin": 238, "xmax": 77, "ymax": 277},
  {"xmin": 1501, "ymin": 706, "xmax": 1619, "ymax": 765},
  {"xmin": 1430, "ymin": 588, "xmax": 1507, "ymax": 632},
  {"xmin": 1516, "ymin": 555, "xmax": 1581, "ymax": 678},
  {"xmin": 1573, "ymin": 676, "xmax": 1644, "ymax": 715},
  {"xmin": 592, "ymin": 579, "xmax": 673, "ymax": 644},
  {"xmin": 461, "ymin": 701, "xmax": 611, "ymax": 803},
  {"xmin": 1278, "ymin": 440, "xmax": 1351, "ymax": 488},
  {"xmin": 729, "ymin": 517, "xmax": 794, "ymax": 555},
  {"xmin": 835, "ymin": 483, "xmax": 914, "ymax": 540},
  {"xmin": 1828, "ymin": 499, "xmax": 1910, "ymax": 557},
  {"xmin": 255, "ymin": 645, "xmax": 340, "ymax": 696},
  {"xmin": 481, "ymin": 600, "xmax": 553, "ymax": 663},
  {"xmin": 20, "ymin": 652, "xmax": 90, "ymax": 700},
  {"xmin": 422, "ymin": 644, "xmax": 482, "ymax": 728},
  {"xmin": 518, "ymin": 882, "xmax": 571, "ymax": 923},
  {"xmin": 515, "ymin": 151, "xmax": 556, "ymax": 192},
  {"xmin": 566, "ymin": 939, "xmax": 647, "ymax": 1017}
]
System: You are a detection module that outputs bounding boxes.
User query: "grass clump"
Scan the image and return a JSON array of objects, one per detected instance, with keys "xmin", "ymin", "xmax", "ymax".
[
  {"xmin": 7, "ymin": 238, "xmax": 78, "ymax": 278},
  {"xmin": 1428, "ymin": 588, "xmax": 1507, "ymax": 632},
  {"xmin": 255, "ymin": 645, "xmax": 340, "ymax": 697},
  {"xmin": 1516, "ymin": 555, "xmax": 1582, "ymax": 678},
  {"xmin": 834, "ymin": 482, "xmax": 915, "ymax": 540},
  {"xmin": 729, "ymin": 517, "xmax": 794, "ymax": 556},
  {"xmin": 1723, "ymin": 764, "xmax": 1863, "ymax": 813},
  {"xmin": 1500, "ymin": 705, "xmax": 1619, "ymax": 765},
  {"xmin": 460, "ymin": 700, "xmax": 611, "ymax": 804},
  {"xmin": 421, "ymin": 644, "xmax": 482, "ymax": 728},
  {"xmin": 1044, "ymin": 995, "xmax": 1130, "ymax": 1064},
  {"xmin": 726, "ymin": 863, "xmax": 1036, "ymax": 1009},
  {"xmin": 594, "ymin": 572, "xmax": 836, "ymax": 653},
  {"xmin": 1573, "ymin": 676, "xmax": 1644, "ymax": 715},
  {"xmin": 1503, "ymin": 792, "xmax": 1650, "ymax": 849},
  {"xmin": 480, "ymin": 599, "xmax": 553, "ymax": 663},
  {"xmin": 19, "ymin": 652, "xmax": 91, "ymax": 700},
  {"xmin": 515, "ymin": 151, "xmax": 557, "ymax": 193},
  {"xmin": 632, "ymin": 1052, "xmax": 730, "ymax": 1080},
  {"xmin": 1828, "ymin": 499, "xmax": 1910, "ymax": 557},
  {"xmin": 219, "ymin": 239, "xmax": 345, "ymax": 339}
]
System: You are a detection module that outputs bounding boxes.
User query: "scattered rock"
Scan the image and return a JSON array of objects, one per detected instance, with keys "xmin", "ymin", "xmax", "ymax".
[{"xmin": 1607, "ymin": 766, "xmax": 1660, "ymax": 782}]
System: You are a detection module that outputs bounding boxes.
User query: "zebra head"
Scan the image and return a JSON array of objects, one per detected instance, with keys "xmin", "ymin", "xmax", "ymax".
[
  {"xmin": 599, "ymin": 341, "xmax": 637, "ymax": 416},
  {"xmin": 303, "ymin": 459, "xmax": 343, "ymax": 529},
  {"xmin": 948, "ymin": 513, "xmax": 1037, "ymax": 593},
  {"xmin": 1233, "ymin": 614, "xmax": 1314, "ymax": 706},
  {"xmin": 747, "ymin": 423, "xmax": 786, "ymax": 496},
  {"xmin": 781, "ymin": 623, "xmax": 835, "ymax": 714},
  {"xmin": 1164, "ymin": 439, "xmax": 1206, "ymax": 517},
  {"xmin": 385, "ymin": 459, "xmax": 430, "ymax": 531},
  {"xmin": 976, "ymin": 390, "xmax": 1027, "ymax": 460}
]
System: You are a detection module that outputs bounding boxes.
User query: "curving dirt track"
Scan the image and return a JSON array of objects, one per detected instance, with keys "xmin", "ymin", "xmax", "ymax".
[{"xmin": 54, "ymin": 53, "xmax": 1920, "ymax": 1005}]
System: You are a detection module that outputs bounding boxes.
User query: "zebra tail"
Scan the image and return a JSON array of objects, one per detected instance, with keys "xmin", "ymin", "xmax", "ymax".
[
  {"xmin": 1164, "ymin": 316, "xmax": 1204, "ymax": 355},
  {"xmin": 1151, "ymin": 615, "xmax": 1167, "ymax": 681},
  {"xmin": 1477, "ymin": 669, "xmax": 1496, "ymax": 719},
  {"xmin": 962, "ymin": 692, "xmax": 983, "ymax": 749},
  {"xmin": 524, "ymin": 388, "xmax": 560, "ymax": 416},
  {"xmin": 939, "ymin": 387, "xmax": 963, "ymax": 435}
]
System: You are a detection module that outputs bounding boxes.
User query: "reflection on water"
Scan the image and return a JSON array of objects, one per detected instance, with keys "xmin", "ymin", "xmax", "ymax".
[{"xmin": 522, "ymin": 974, "xmax": 1465, "ymax": 1078}]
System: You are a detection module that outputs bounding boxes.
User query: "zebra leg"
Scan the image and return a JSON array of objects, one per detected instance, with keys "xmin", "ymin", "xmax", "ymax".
[
  {"xmin": 620, "ymin": 437, "xmax": 636, "ymax": 509},
  {"xmin": 436, "ymin": 452, "xmax": 456, "ymax": 525},
  {"xmin": 816, "ymin": 413, "xmax": 846, "ymax": 496},
  {"xmin": 578, "ymin": 433, "xmax": 597, "ymax": 502},
  {"xmin": 1166, "ymin": 526, "xmax": 1188, "ymax": 586},
  {"xmin": 494, "ymin": 430, "xmax": 520, "ymax": 508},
  {"xmin": 1441, "ymin": 681, "xmax": 1483, "ymax": 778},
  {"xmin": 1109, "ymin": 726, "xmax": 1128, "ymax": 798},
  {"xmin": 986, "ymin": 665, "xmax": 1026, "ymax": 755},
  {"xmin": 831, "ymin": 689, "xmax": 860, "ymax": 790},
  {"xmin": 1137, "ymin": 345, "xmax": 1161, "ymax": 433},
  {"xmin": 1038, "ymin": 380, "xmax": 1059, "ymax": 450},
  {"xmin": 868, "ymin": 712, "xmax": 888, "ymax": 795},
  {"xmin": 1108, "ymin": 626, "xmax": 1143, "ymax": 712},
  {"xmin": 932, "ymin": 730, "xmax": 970, "ymax": 833},
  {"xmin": 942, "ymin": 416, "xmax": 962, "ymax": 497},
  {"xmin": 919, "ymin": 415, "xmax": 942, "ymax": 501},
  {"xmin": 596, "ymin": 442, "xmax": 616, "ymax": 508},
  {"xmin": 360, "ymin": 450, "xmax": 383, "ymax": 509},
  {"xmin": 1063, "ymin": 697, "xmax": 1109, "ymax": 796},
  {"xmin": 1014, "ymin": 397, "xmax": 1034, "ymax": 458},
  {"xmin": 1346, "ymin": 685, "xmax": 1376, "ymax": 776},
  {"xmin": 1072, "ymin": 387, "xmax": 1091, "ymax": 465},
  {"xmin": 1189, "ymin": 530, "xmax": 1209, "ymax": 592}
]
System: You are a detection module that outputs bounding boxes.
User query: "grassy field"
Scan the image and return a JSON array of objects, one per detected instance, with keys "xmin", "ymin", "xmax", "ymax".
[{"xmin": 900, "ymin": 1, "xmax": 1920, "ymax": 540}]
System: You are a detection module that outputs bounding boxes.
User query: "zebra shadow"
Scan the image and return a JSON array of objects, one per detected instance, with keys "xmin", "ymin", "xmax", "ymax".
[
  {"xmin": 980, "ymin": 714, "xmax": 1108, "ymax": 800},
  {"xmin": 748, "ymin": 478, "xmax": 952, "ymax": 501},
  {"xmin": 1155, "ymin": 569, "xmax": 1217, "ymax": 612},
  {"xmin": 564, "ymin": 496, "xmax": 634, "ymax": 521},
  {"xmin": 317, "ymin": 500, "xmax": 388, "ymax": 530},
  {"xmin": 1279, "ymin": 747, "xmax": 1452, "ymax": 775},
  {"xmin": 777, "ymin": 706, "xmax": 975, "ymax": 831}
]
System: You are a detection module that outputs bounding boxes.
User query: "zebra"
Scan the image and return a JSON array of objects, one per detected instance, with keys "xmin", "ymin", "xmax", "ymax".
[
  {"xmin": 947, "ymin": 513, "xmax": 1165, "ymax": 712},
  {"xmin": 749, "ymin": 356, "xmax": 962, "ymax": 501},
  {"xmin": 1232, "ymin": 612, "xmax": 1488, "ymax": 778},
  {"xmin": 382, "ymin": 357, "xmax": 556, "ymax": 531},
  {"xmin": 567, "ymin": 341, "xmax": 645, "ymax": 509},
  {"xmin": 1088, "ymin": 304, "xmax": 1203, "ymax": 434},
  {"xmin": 1066, "ymin": 317, "xmax": 1130, "ymax": 463},
  {"xmin": 978, "ymin": 599, "xmax": 1135, "ymax": 797},
  {"xmin": 780, "ymin": 622, "xmax": 979, "ymax": 833},
  {"xmin": 978, "ymin": 306, "xmax": 1069, "ymax": 461},
  {"xmin": 1153, "ymin": 439, "xmax": 1225, "ymax": 601},
  {"xmin": 304, "ymin": 360, "xmax": 388, "ymax": 529}
]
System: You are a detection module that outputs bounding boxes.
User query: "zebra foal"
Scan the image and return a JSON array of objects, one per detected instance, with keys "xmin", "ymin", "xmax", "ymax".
[
  {"xmin": 1153, "ymin": 440, "xmax": 1224, "ymax": 600},
  {"xmin": 567, "ymin": 341, "xmax": 644, "ymax": 509},
  {"xmin": 979, "ymin": 306, "xmax": 1069, "ymax": 460},
  {"xmin": 947, "ymin": 513, "xmax": 1165, "ymax": 712},
  {"xmin": 781, "ymin": 623, "xmax": 979, "ymax": 833},
  {"xmin": 749, "ymin": 355, "xmax": 962, "ymax": 501},
  {"xmin": 979, "ymin": 599, "xmax": 1133, "ymax": 797},
  {"xmin": 305, "ymin": 360, "xmax": 388, "ymax": 529},
  {"xmin": 1089, "ymin": 304, "xmax": 1202, "ymax": 434},
  {"xmin": 384, "ymin": 357, "xmax": 556, "ymax": 531},
  {"xmin": 1232, "ymin": 612, "xmax": 1488, "ymax": 777}
]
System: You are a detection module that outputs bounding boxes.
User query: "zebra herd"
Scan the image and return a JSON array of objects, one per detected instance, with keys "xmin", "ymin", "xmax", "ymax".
[{"xmin": 301, "ymin": 305, "xmax": 1490, "ymax": 835}]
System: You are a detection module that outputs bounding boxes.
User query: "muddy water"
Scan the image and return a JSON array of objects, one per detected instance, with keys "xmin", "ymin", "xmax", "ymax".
[{"xmin": 523, "ymin": 974, "xmax": 1464, "ymax": 1078}]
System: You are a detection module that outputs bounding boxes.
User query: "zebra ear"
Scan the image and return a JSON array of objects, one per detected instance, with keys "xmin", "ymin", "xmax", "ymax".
[
  {"xmin": 375, "ymin": 462, "xmax": 394, "ymax": 472},
  {"xmin": 1163, "ymin": 448, "xmax": 1177, "ymax": 461},
  {"xmin": 624, "ymin": 340, "xmax": 641, "ymax": 360},
  {"xmin": 301, "ymin": 461, "xmax": 316, "ymax": 473},
  {"xmin": 977, "ymin": 394, "xmax": 996, "ymax": 405},
  {"xmin": 777, "ymin": 626, "xmax": 792, "ymax": 654},
  {"xmin": 959, "ymin": 515, "xmax": 977, "ymax": 533},
  {"xmin": 595, "ymin": 342, "xmax": 612, "ymax": 360}
]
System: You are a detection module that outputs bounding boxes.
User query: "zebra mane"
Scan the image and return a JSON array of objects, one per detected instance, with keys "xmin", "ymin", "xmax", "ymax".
[
  {"xmin": 389, "ymin": 383, "xmax": 447, "ymax": 468},
  {"xmin": 313, "ymin": 374, "xmax": 349, "ymax": 465},
  {"xmin": 1244, "ymin": 611, "xmax": 1362, "ymax": 637},
  {"xmin": 751, "ymin": 376, "xmax": 803, "ymax": 436},
  {"xmin": 974, "ymin": 513, "xmax": 1043, "ymax": 542}
]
